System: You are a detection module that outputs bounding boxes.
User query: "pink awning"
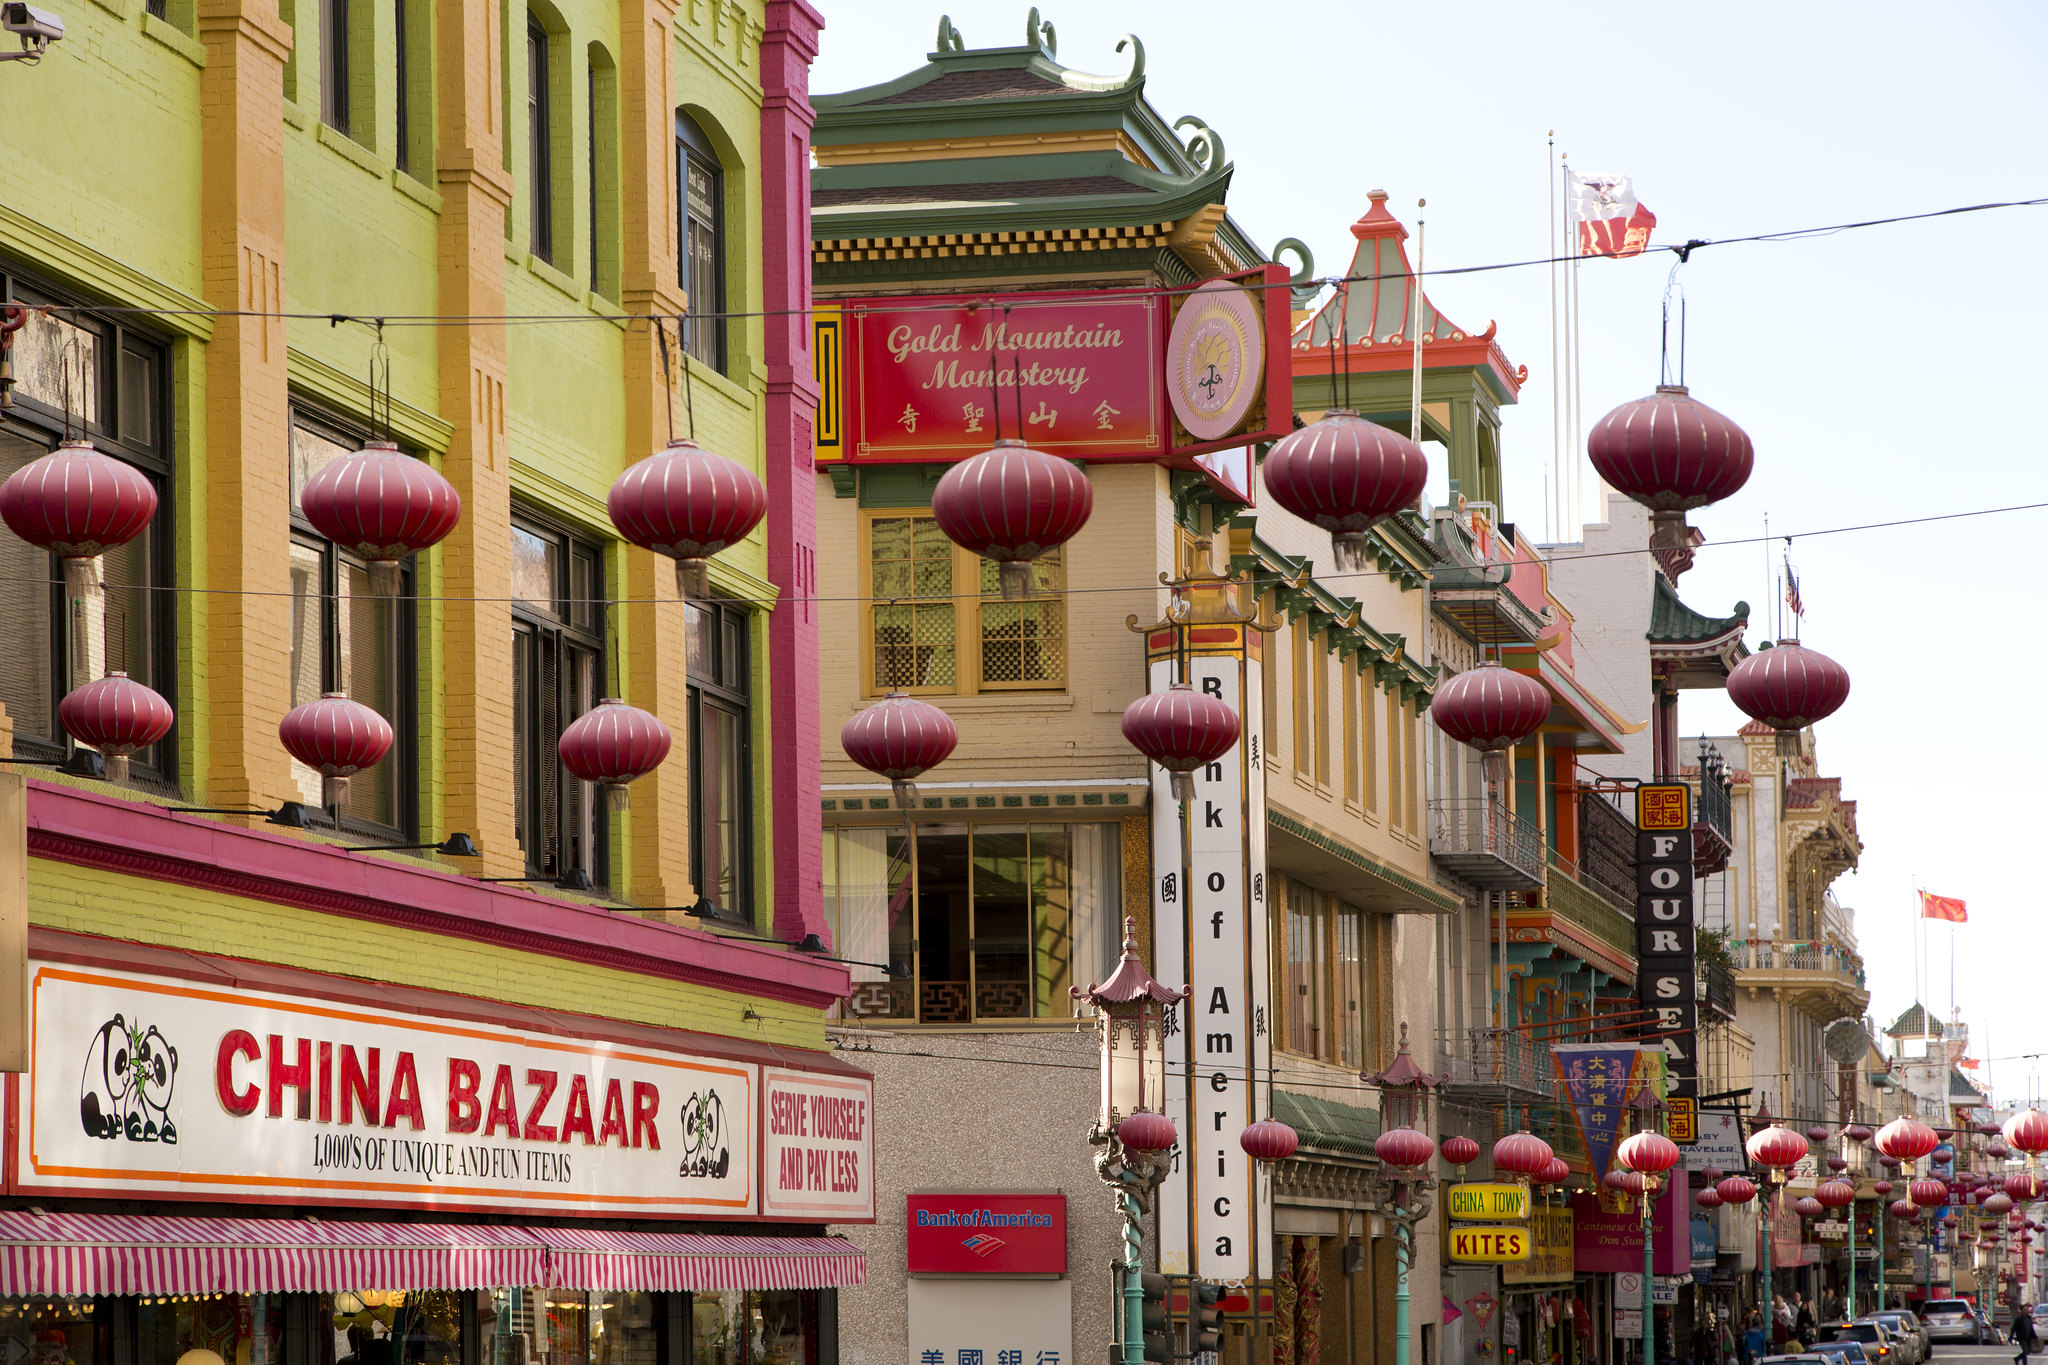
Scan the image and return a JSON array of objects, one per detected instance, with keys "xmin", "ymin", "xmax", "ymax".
[
  {"xmin": 537, "ymin": 1230, "xmax": 866, "ymax": 1291},
  {"xmin": 0, "ymin": 1212, "xmax": 865, "ymax": 1296},
  {"xmin": 0, "ymin": 1212, "xmax": 544, "ymax": 1296}
]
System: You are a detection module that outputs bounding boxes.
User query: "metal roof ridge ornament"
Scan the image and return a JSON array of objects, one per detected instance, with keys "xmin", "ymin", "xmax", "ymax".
[
  {"xmin": 1172, "ymin": 115, "xmax": 1226, "ymax": 174},
  {"xmin": 1073, "ymin": 916, "xmax": 1190, "ymax": 1009},
  {"xmin": 1359, "ymin": 1022, "xmax": 1448, "ymax": 1092}
]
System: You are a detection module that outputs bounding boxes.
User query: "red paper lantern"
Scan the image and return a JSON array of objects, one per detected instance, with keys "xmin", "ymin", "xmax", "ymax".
[
  {"xmin": 1120, "ymin": 682, "xmax": 1240, "ymax": 804},
  {"xmin": 1603, "ymin": 1169, "xmax": 1647, "ymax": 1195},
  {"xmin": 1118, "ymin": 1111, "xmax": 1177, "ymax": 1154},
  {"xmin": 2005, "ymin": 1109, "xmax": 2048, "ymax": 1156},
  {"xmin": 1984, "ymin": 1193, "xmax": 2015, "ymax": 1215},
  {"xmin": 1805, "ymin": 1125, "xmax": 1831, "ymax": 1144},
  {"xmin": 1696, "ymin": 1187, "xmax": 1724, "ymax": 1209},
  {"xmin": 607, "ymin": 438, "xmax": 768, "ymax": 597},
  {"xmin": 57, "ymin": 671, "xmax": 172, "ymax": 782},
  {"xmin": 1375, "ymin": 1127, "xmax": 1436, "ymax": 1169},
  {"xmin": 557, "ymin": 698, "xmax": 673, "ymax": 810},
  {"xmin": 297, "ymin": 441, "xmax": 461, "ymax": 595},
  {"xmin": 1240, "ymin": 1118, "xmax": 1299, "ymax": 1164},
  {"xmin": 1585, "ymin": 385, "xmax": 1753, "ymax": 542},
  {"xmin": 1539, "ymin": 1157, "xmax": 1573, "ymax": 1186},
  {"xmin": 1792, "ymin": 1197, "xmax": 1825, "ymax": 1219},
  {"xmin": 840, "ymin": 692, "xmax": 959, "ymax": 809},
  {"xmin": 1442, "ymin": 1135, "xmax": 1481, "ymax": 1168},
  {"xmin": 1987, "ymin": 1141, "xmax": 2012, "ymax": 1160},
  {"xmin": 1910, "ymin": 1178, "xmax": 1950, "ymax": 1208},
  {"xmin": 1889, "ymin": 1199, "xmax": 1920, "ymax": 1221},
  {"xmin": 930, "ymin": 439, "xmax": 1092, "ymax": 600},
  {"xmin": 1494, "ymin": 1131, "xmax": 1554, "ymax": 1178},
  {"xmin": 1845, "ymin": 1124, "xmax": 1874, "ymax": 1143},
  {"xmin": 279, "ymin": 693, "xmax": 394, "ymax": 808},
  {"xmin": 1815, "ymin": 1179, "xmax": 1856, "ymax": 1209},
  {"xmin": 1873, "ymin": 1180, "xmax": 1894, "ymax": 1197},
  {"xmin": 1429, "ymin": 662, "xmax": 1551, "ymax": 753},
  {"xmin": 1746, "ymin": 1124, "xmax": 1809, "ymax": 1171},
  {"xmin": 1715, "ymin": 1175, "xmax": 1758, "ymax": 1205},
  {"xmin": 0, "ymin": 439, "xmax": 158, "ymax": 559},
  {"xmin": 1826, "ymin": 1156, "xmax": 1849, "ymax": 1172},
  {"xmin": 2005, "ymin": 1173, "xmax": 2044, "ymax": 1200},
  {"xmin": 1259, "ymin": 410, "xmax": 1427, "ymax": 561},
  {"xmin": 1618, "ymin": 1131, "xmax": 1681, "ymax": 1176},
  {"xmin": 1727, "ymin": 641, "xmax": 1850, "ymax": 749},
  {"xmin": 1875, "ymin": 1117, "xmax": 1940, "ymax": 1162}
]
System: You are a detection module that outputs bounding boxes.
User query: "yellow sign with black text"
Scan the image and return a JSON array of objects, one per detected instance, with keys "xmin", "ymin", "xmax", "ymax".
[
  {"xmin": 1449, "ymin": 1225, "xmax": 1531, "ymax": 1264},
  {"xmin": 1447, "ymin": 1183, "xmax": 1531, "ymax": 1221},
  {"xmin": 1503, "ymin": 1207, "xmax": 1574, "ymax": 1285},
  {"xmin": 1667, "ymin": 1096, "xmax": 1697, "ymax": 1143}
]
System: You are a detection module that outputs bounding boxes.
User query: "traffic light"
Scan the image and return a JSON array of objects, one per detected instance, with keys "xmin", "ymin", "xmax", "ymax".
[
  {"xmin": 1193, "ymin": 1282, "xmax": 1224, "ymax": 1354},
  {"xmin": 1140, "ymin": 1272, "xmax": 1170, "ymax": 1363}
]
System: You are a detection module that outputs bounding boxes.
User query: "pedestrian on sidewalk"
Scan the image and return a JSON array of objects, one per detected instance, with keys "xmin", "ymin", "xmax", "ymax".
[
  {"xmin": 1743, "ymin": 1310, "xmax": 1766, "ymax": 1365},
  {"xmin": 2014, "ymin": 1306, "xmax": 2039, "ymax": 1365}
]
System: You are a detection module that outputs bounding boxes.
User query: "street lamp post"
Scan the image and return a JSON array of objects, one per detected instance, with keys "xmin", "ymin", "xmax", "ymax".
[
  {"xmin": 1075, "ymin": 917, "xmax": 1189, "ymax": 1365},
  {"xmin": 1362, "ymin": 1024, "xmax": 1447, "ymax": 1365},
  {"xmin": 1748, "ymin": 1111, "xmax": 1812, "ymax": 1339},
  {"xmin": 1619, "ymin": 1102, "xmax": 1681, "ymax": 1365}
]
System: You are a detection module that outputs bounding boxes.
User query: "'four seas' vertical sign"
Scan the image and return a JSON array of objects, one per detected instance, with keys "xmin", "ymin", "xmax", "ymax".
[
  {"xmin": 1634, "ymin": 784, "xmax": 1698, "ymax": 1102},
  {"xmin": 1147, "ymin": 623, "xmax": 1274, "ymax": 1285}
]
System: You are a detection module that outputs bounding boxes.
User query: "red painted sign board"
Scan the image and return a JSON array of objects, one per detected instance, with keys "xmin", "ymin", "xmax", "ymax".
[
  {"xmin": 906, "ymin": 1191, "xmax": 1067, "ymax": 1275},
  {"xmin": 1569, "ymin": 1178, "xmax": 1689, "ymax": 1274}
]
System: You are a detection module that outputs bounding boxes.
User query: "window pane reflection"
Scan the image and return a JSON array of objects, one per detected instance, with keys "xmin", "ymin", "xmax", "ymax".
[
  {"xmin": 1, "ymin": 1295, "xmax": 99, "ymax": 1365},
  {"xmin": 326, "ymin": 1292, "xmax": 460, "ymax": 1365}
]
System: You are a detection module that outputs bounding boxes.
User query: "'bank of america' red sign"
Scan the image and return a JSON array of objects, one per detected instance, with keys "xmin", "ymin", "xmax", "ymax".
[{"xmin": 906, "ymin": 1191, "xmax": 1067, "ymax": 1275}]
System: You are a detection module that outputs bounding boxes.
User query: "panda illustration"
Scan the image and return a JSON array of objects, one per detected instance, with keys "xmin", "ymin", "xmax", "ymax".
[{"xmin": 78, "ymin": 1014, "xmax": 178, "ymax": 1144}]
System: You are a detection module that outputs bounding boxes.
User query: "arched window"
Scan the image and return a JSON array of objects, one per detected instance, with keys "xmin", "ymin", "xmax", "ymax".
[{"xmin": 675, "ymin": 111, "xmax": 725, "ymax": 372}]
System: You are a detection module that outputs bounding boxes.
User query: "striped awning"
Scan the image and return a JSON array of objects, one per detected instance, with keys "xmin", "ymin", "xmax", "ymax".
[{"xmin": 0, "ymin": 1212, "xmax": 864, "ymax": 1296}]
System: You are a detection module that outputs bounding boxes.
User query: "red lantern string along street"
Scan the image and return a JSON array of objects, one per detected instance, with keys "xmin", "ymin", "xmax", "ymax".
[
  {"xmin": 57, "ymin": 671, "xmax": 173, "ymax": 782},
  {"xmin": 1815, "ymin": 1179, "xmax": 1857, "ymax": 1210},
  {"xmin": 1603, "ymin": 1170, "xmax": 1647, "ymax": 1196},
  {"xmin": 2006, "ymin": 1172, "xmax": 2045, "ymax": 1200},
  {"xmin": 0, "ymin": 438, "xmax": 158, "ymax": 599},
  {"xmin": 1792, "ymin": 1197, "xmax": 1826, "ymax": 1220},
  {"xmin": 1117, "ymin": 1110, "xmax": 1177, "ymax": 1155},
  {"xmin": 607, "ymin": 438, "xmax": 768, "ymax": 598},
  {"xmin": 1584, "ymin": 385, "xmax": 1753, "ymax": 552},
  {"xmin": 1805, "ymin": 1125, "xmax": 1831, "ymax": 1144},
  {"xmin": 1875, "ymin": 1116, "xmax": 1940, "ymax": 1163},
  {"xmin": 1987, "ymin": 1141, "xmax": 2012, "ymax": 1160},
  {"xmin": 1890, "ymin": 1200, "xmax": 1921, "ymax": 1222},
  {"xmin": 840, "ymin": 692, "xmax": 959, "ymax": 810},
  {"xmin": 1715, "ymin": 1176, "xmax": 1758, "ymax": 1205},
  {"xmin": 1910, "ymin": 1179, "xmax": 1950, "ymax": 1208},
  {"xmin": 1259, "ymin": 410, "xmax": 1427, "ymax": 566},
  {"xmin": 1696, "ymin": 1186, "xmax": 1724, "ymax": 1210},
  {"xmin": 1374, "ymin": 1126, "xmax": 1436, "ymax": 1170},
  {"xmin": 1493, "ymin": 1131, "xmax": 1554, "ymax": 1179},
  {"xmin": 1240, "ymin": 1118, "xmax": 1299, "ymax": 1164},
  {"xmin": 1845, "ymin": 1124, "xmax": 1874, "ymax": 1143},
  {"xmin": 1873, "ymin": 1181, "xmax": 1894, "ymax": 1198},
  {"xmin": 1429, "ymin": 660, "xmax": 1551, "ymax": 794},
  {"xmin": 929, "ymin": 438, "xmax": 1092, "ymax": 601},
  {"xmin": 1726, "ymin": 640, "xmax": 1851, "ymax": 756},
  {"xmin": 1746, "ymin": 1123, "xmax": 1810, "ymax": 1172},
  {"xmin": 1120, "ymin": 681, "xmax": 1240, "ymax": 804},
  {"xmin": 297, "ymin": 441, "xmax": 461, "ymax": 596},
  {"xmin": 1617, "ymin": 1130, "xmax": 1681, "ymax": 1176},
  {"xmin": 557, "ymin": 699, "xmax": 673, "ymax": 811},
  {"xmin": 1825, "ymin": 1156, "xmax": 1849, "ymax": 1172},
  {"xmin": 1441, "ymin": 1136, "xmax": 1481, "ymax": 1168},
  {"xmin": 2004, "ymin": 1109, "xmax": 2048, "ymax": 1156},
  {"xmin": 1539, "ymin": 1157, "xmax": 1573, "ymax": 1187},
  {"xmin": 279, "ymin": 693, "xmax": 394, "ymax": 808}
]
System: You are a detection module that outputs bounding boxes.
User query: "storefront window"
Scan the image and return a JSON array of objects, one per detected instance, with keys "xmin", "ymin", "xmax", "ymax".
[
  {"xmin": 689, "ymin": 1292, "xmax": 808, "ymax": 1365},
  {"xmin": 321, "ymin": 1292, "xmax": 460, "ymax": 1365},
  {"xmin": 824, "ymin": 820, "xmax": 1120, "ymax": 1024},
  {"xmin": 1, "ymin": 1296, "xmax": 101, "ymax": 1365}
]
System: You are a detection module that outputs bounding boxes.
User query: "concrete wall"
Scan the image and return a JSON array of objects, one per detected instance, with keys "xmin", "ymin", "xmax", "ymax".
[{"xmin": 1543, "ymin": 492, "xmax": 1658, "ymax": 782}]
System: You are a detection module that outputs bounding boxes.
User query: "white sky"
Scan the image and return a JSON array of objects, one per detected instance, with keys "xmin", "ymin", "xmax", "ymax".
[{"xmin": 810, "ymin": 3, "xmax": 2048, "ymax": 1104}]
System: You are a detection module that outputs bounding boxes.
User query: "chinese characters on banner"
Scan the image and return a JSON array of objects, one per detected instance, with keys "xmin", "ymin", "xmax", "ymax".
[
  {"xmin": 1634, "ymin": 785, "xmax": 1697, "ymax": 1103},
  {"xmin": 1552, "ymin": 1044, "xmax": 1657, "ymax": 1179},
  {"xmin": 1148, "ymin": 631, "xmax": 1272, "ymax": 1283}
]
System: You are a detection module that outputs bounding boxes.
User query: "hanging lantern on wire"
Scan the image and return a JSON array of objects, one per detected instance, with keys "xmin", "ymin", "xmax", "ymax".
[
  {"xmin": 1617, "ymin": 1130, "xmax": 1681, "ymax": 1178},
  {"xmin": 1442, "ymin": 1136, "xmax": 1481, "ymax": 1171},
  {"xmin": 841, "ymin": 691, "xmax": 959, "ymax": 810},
  {"xmin": 1815, "ymin": 1178, "xmax": 1856, "ymax": 1211},
  {"xmin": 1538, "ymin": 1156, "xmax": 1573, "ymax": 1187},
  {"xmin": 607, "ymin": 438, "xmax": 768, "ymax": 598},
  {"xmin": 298, "ymin": 441, "xmax": 462, "ymax": 596},
  {"xmin": 1875, "ymin": 1116, "xmax": 1940, "ymax": 1163},
  {"xmin": 1727, "ymin": 640, "xmax": 1850, "ymax": 756},
  {"xmin": 1429, "ymin": 661, "xmax": 1551, "ymax": 792},
  {"xmin": 279, "ymin": 693, "xmax": 394, "ymax": 808},
  {"xmin": 1715, "ymin": 1175, "xmax": 1757, "ymax": 1205},
  {"xmin": 2004, "ymin": 1109, "xmax": 2048, "ymax": 1157},
  {"xmin": 1260, "ymin": 410, "xmax": 1427, "ymax": 566},
  {"xmin": 1746, "ymin": 1121, "xmax": 1809, "ymax": 1174},
  {"xmin": 1585, "ymin": 385, "xmax": 1754, "ymax": 554},
  {"xmin": 1696, "ymin": 1186, "xmax": 1724, "ymax": 1210},
  {"xmin": 0, "ymin": 438, "xmax": 159, "ymax": 604},
  {"xmin": 57, "ymin": 671, "xmax": 173, "ymax": 782},
  {"xmin": 1241, "ymin": 1118, "xmax": 1300, "ymax": 1164},
  {"xmin": 930, "ymin": 438, "xmax": 1092, "ymax": 601},
  {"xmin": 1493, "ymin": 1131, "xmax": 1554, "ymax": 1179},
  {"xmin": 557, "ymin": 698, "xmax": 673, "ymax": 811},
  {"xmin": 1120, "ymin": 681, "xmax": 1240, "ymax": 804}
]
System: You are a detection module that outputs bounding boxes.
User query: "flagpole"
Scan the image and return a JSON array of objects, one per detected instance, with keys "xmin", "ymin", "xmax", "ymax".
[
  {"xmin": 1548, "ymin": 133, "xmax": 1559, "ymax": 543},
  {"xmin": 1412, "ymin": 201, "xmax": 1426, "ymax": 465},
  {"xmin": 1560, "ymin": 155, "xmax": 1574, "ymax": 540},
  {"xmin": 1570, "ymin": 202, "xmax": 1585, "ymax": 538}
]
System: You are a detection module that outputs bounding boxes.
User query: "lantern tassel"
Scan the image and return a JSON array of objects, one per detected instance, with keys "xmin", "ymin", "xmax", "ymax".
[
  {"xmin": 891, "ymin": 778, "xmax": 918, "ymax": 810},
  {"xmin": 104, "ymin": 752, "xmax": 129, "ymax": 783},
  {"xmin": 997, "ymin": 560, "xmax": 1032, "ymax": 602},
  {"xmin": 1169, "ymin": 770, "xmax": 1194, "ymax": 804},
  {"xmin": 605, "ymin": 782, "xmax": 632, "ymax": 813},
  {"xmin": 321, "ymin": 774, "xmax": 349, "ymax": 809},
  {"xmin": 675, "ymin": 559, "xmax": 711, "ymax": 599},
  {"xmin": 367, "ymin": 560, "xmax": 403, "ymax": 597}
]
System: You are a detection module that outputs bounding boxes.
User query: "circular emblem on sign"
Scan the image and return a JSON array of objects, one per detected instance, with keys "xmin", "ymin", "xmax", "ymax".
[{"xmin": 1167, "ymin": 281, "xmax": 1263, "ymax": 442}]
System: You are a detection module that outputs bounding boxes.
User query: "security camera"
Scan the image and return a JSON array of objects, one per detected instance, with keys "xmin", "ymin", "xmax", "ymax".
[{"xmin": 0, "ymin": 2, "xmax": 65, "ymax": 61}]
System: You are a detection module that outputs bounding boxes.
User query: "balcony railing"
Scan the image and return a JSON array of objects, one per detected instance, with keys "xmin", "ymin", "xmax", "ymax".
[
  {"xmin": 1575, "ymin": 789, "xmax": 1638, "ymax": 907},
  {"xmin": 1439, "ymin": 1026, "xmax": 1553, "ymax": 1096},
  {"xmin": 1428, "ymin": 799, "xmax": 1546, "ymax": 890},
  {"xmin": 1532, "ymin": 852, "xmax": 1638, "ymax": 966},
  {"xmin": 1696, "ymin": 746, "xmax": 1734, "ymax": 848},
  {"xmin": 1734, "ymin": 939, "xmax": 1867, "ymax": 986},
  {"xmin": 1702, "ymin": 959, "xmax": 1738, "ymax": 1019}
]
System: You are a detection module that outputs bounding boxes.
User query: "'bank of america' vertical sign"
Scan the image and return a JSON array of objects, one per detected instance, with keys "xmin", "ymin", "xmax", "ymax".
[
  {"xmin": 1147, "ymin": 627, "xmax": 1273, "ymax": 1284},
  {"xmin": 1634, "ymin": 784, "xmax": 1697, "ymax": 1101}
]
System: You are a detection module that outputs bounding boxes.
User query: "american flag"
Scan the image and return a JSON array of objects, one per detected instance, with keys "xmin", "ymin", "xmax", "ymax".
[{"xmin": 1783, "ymin": 553, "xmax": 1804, "ymax": 619}]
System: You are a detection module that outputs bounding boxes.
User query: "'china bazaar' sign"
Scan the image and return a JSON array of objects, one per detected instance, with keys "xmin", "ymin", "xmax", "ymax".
[{"xmin": 9, "ymin": 964, "xmax": 764, "ymax": 1218}]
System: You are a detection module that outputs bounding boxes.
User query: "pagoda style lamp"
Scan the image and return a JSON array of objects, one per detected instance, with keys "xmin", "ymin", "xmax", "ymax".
[
  {"xmin": 1074, "ymin": 918, "xmax": 1188, "ymax": 1365},
  {"xmin": 1361, "ymin": 1024, "xmax": 1447, "ymax": 1365}
]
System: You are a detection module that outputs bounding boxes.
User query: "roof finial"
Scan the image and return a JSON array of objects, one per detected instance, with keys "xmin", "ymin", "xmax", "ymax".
[{"xmin": 934, "ymin": 14, "xmax": 964, "ymax": 53}]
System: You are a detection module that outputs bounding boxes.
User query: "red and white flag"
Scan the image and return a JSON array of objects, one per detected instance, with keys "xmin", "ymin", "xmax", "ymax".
[
  {"xmin": 1571, "ymin": 172, "xmax": 1657, "ymax": 259},
  {"xmin": 1918, "ymin": 890, "xmax": 1967, "ymax": 923}
]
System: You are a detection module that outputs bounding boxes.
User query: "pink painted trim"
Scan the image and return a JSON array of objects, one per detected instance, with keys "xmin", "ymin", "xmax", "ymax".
[{"xmin": 23, "ymin": 779, "xmax": 852, "ymax": 1010}]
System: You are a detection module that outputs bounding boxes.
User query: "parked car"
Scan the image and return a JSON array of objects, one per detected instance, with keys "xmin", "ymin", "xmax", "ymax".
[
  {"xmin": 1920, "ymin": 1299, "xmax": 1987, "ymax": 1346},
  {"xmin": 1872, "ymin": 1312, "xmax": 1929, "ymax": 1361},
  {"xmin": 1760, "ymin": 1356, "xmax": 1832, "ymax": 1365},
  {"xmin": 1823, "ymin": 1322, "xmax": 1897, "ymax": 1362},
  {"xmin": 1812, "ymin": 1340, "xmax": 1874, "ymax": 1365}
]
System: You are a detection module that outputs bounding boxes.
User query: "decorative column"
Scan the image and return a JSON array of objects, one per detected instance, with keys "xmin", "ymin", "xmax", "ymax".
[
  {"xmin": 614, "ymin": 0, "xmax": 692, "ymax": 904},
  {"xmin": 197, "ymin": 0, "xmax": 294, "ymax": 809},
  {"xmin": 432, "ymin": 0, "xmax": 520, "ymax": 873},
  {"xmin": 758, "ymin": 0, "xmax": 825, "ymax": 943}
]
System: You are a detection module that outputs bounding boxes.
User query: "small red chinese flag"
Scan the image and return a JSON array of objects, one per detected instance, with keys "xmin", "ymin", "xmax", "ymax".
[{"xmin": 1918, "ymin": 891, "xmax": 1967, "ymax": 923}]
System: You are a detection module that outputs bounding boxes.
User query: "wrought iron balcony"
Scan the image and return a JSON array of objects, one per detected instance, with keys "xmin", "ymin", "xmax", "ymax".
[
  {"xmin": 1438, "ymin": 1026, "xmax": 1554, "ymax": 1100},
  {"xmin": 1533, "ymin": 852, "xmax": 1638, "ymax": 967},
  {"xmin": 1736, "ymin": 939, "xmax": 1866, "ymax": 985},
  {"xmin": 1575, "ymin": 789, "xmax": 1638, "ymax": 907},
  {"xmin": 1689, "ymin": 739, "xmax": 1736, "ymax": 876},
  {"xmin": 1428, "ymin": 799, "xmax": 1545, "ymax": 890},
  {"xmin": 1701, "ymin": 959, "xmax": 1738, "ymax": 1020}
]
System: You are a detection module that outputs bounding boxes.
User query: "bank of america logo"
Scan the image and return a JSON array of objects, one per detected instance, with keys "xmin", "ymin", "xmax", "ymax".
[{"xmin": 961, "ymin": 1234, "xmax": 1006, "ymax": 1257}]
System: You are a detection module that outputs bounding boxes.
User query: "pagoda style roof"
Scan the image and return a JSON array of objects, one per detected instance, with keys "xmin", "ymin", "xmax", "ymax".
[
  {"xmin": 1649, "ymin": 576, "xmax": 1749, "ymax": 689},
  {"xmin": 1886, "ymin": 1001, "xmax": 1934, "ymax": 1039},
  {"xmin": 810, "ymin": 15, "xmax": 1266, "ymax": 278},
  {"xmin": 1293, "ymin": 192, "xmax": 1526, "ymax": 405},
  {"xmin": 1950, "ymin": 1069, "xmax": 1987, "ymax": 1103}
]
